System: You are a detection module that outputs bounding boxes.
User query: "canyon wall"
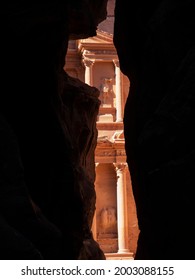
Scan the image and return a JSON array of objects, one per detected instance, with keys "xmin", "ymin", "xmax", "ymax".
[
  {"xmin": 114, "ymin": 0, "xmax": 195, "ymax": 259},
  {"xmin": 0, "ymin": 0, "xmax": 107, "ymax": 259}
]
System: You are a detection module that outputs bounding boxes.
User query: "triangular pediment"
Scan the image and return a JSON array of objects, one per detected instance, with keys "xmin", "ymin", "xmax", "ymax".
[{"xmin": 79, "ymin": 29, "xmax": 113, "ymax": 45}]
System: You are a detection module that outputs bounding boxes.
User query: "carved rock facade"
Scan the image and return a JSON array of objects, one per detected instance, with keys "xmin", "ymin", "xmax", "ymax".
[{"xmin": 65, "ymin": 7, "xmax": 139, "ymax": 257}]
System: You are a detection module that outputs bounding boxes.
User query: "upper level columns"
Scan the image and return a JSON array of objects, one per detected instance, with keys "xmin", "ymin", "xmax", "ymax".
[
  {"xmin": 83, "ymin": 58, "xmax": 95, "ymax": 86},
  {"xmin": 113, "ymin": 59, "xmax": 123, "ymax": 122}
]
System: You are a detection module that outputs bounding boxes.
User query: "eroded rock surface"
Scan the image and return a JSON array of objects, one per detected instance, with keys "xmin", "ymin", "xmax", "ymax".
[
  {"xmin": 114, "ymin": 0, "xmax": 195, "ymax": 259},
  {"xmin": 0, "ymin": 0, "xmax": 107, "ymax": 259}
]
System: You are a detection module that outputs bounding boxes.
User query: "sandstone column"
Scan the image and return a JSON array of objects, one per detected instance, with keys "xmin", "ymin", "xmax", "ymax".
[
  {"xmin": 92, "ymin": 209, "xmax": 97, "ymax": 240},
  {"xmin": 113, "ymin": 59, "xmax": 123, "ymax": 122},
  {"xmin": 114, "ymin": 163, "xmax": 130, "ymax": 253},
  {"xmin": 83, "ymin": 58, "xmax": 95, "ymax": 86}
]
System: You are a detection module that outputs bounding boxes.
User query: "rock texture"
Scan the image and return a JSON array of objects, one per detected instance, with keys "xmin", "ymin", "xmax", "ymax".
[
  {"xmin": 4, "ymin": 0, "xmax": 194, "ymax": 261},
  {"xmin": 0, "ymin": 0, "xmax": 107, "ymax": 259},
  {"xmin": 58, "ymin": 72, "xmax": 105, "ymax": 259},
  {"xmin": 0, "ymin": 115, "xmax": 62, "ymax": 259},
  {"xmin": 114, "ymin": 0, "xmax": 195, "ymax": 259}
]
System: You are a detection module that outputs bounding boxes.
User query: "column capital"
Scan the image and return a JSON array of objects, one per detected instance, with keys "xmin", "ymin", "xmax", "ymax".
[
  {"xmin": 113, "ymin": 59, "xmax": 120, "ymax": 68},
  {"xmin": 83, "ymin": 58, "xmax": 95, "ymax": 68},
  {"xmin": 113, "ymin": 162, "xmax": 127, "ymax": 172}
]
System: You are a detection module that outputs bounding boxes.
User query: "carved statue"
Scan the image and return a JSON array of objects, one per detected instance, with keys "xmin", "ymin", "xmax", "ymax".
[
  {"xmin": 100, "ymin": 78, "xmax": 114, "ymax": 106},
  {"xmin": 100, "ymin": 207, "xmax": 117, "ymax": 235}
]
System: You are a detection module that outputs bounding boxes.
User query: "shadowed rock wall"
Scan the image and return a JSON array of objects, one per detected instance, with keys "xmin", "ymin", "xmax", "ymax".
[
  {"xmin": 114, "ymin": 0, "xmax": 195, "ymax": 259},
  {"xmin": 0, "ymin": 0, "xmax": 107, "ymax": 259}
]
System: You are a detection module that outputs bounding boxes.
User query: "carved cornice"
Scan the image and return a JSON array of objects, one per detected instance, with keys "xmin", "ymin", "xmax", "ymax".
[
  {"xmin": 86, "ymin": 50, "xmax": 117, "ymax": 55},
  {"xmin": 96, "ymin": 122, "xmax": 124, "ymax": 130},
  {"xmin": 82, "ymin": 51, "xmax": 118, "ymax": 62}
]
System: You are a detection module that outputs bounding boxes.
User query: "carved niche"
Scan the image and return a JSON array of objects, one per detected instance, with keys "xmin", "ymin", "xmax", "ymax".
[{"xmin": 98, "ymin": 206, "xmax": 117, "ymax": 238}]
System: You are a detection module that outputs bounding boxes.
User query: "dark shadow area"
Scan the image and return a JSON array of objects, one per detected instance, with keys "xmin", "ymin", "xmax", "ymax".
[{"xmin": 114, "ymin": 0, "xmax": 195, "ymax": 259}]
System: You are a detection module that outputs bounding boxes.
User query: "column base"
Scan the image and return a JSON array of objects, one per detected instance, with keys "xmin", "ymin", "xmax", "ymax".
[
  {"xmin": 118, "ymin": 249, "xmax": 131, "ymax": 253},
  {"xmin": 105, "ymin": 252, "xmax": 134, "ymax": 260},
  {"xmin": 115, "ymin": 119, "xmax": 123, "ymax": 123}
]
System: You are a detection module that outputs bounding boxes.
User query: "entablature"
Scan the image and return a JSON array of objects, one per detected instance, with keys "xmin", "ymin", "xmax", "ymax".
[{"xmin": 95, "ymin": 140, "xmax": 126, "ymax": 164}]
